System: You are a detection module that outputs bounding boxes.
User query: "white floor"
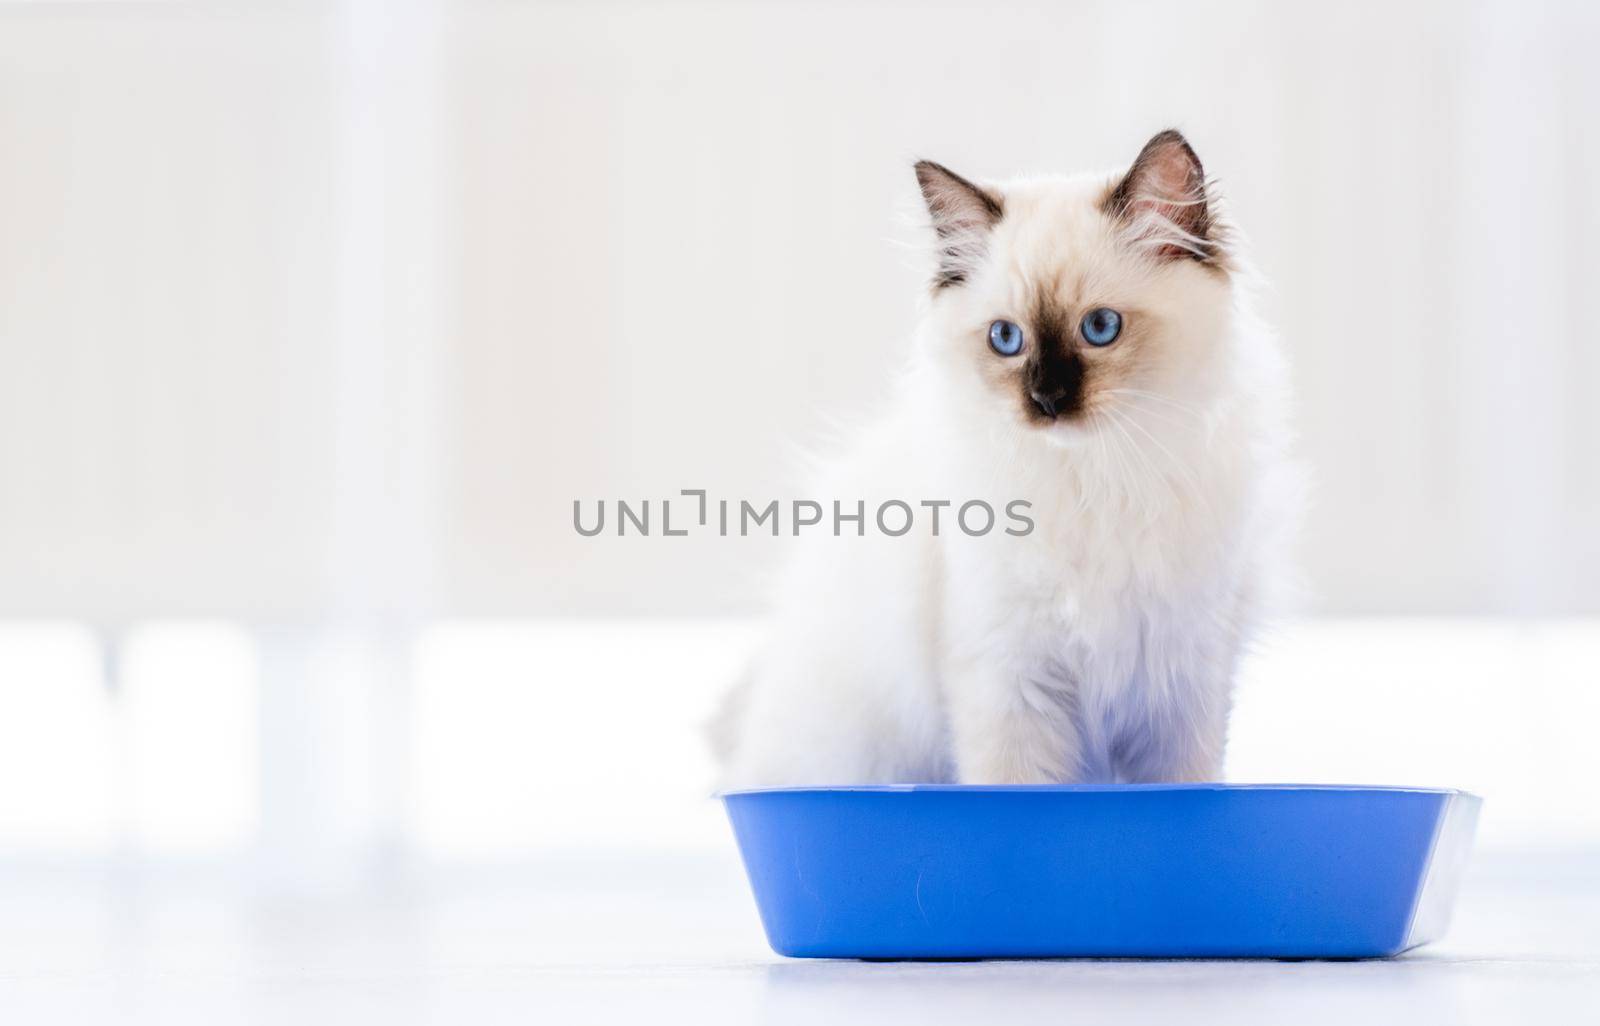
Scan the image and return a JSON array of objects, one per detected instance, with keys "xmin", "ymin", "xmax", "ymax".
[{"xmin": 2, "ymin": 850, "xmax": 1596, "ymax": 1024}]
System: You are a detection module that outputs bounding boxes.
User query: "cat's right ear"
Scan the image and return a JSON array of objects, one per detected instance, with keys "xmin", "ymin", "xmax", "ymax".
[{"xmin": 915, "ymin": 160, "xmax": 1003, "ymax": 290}]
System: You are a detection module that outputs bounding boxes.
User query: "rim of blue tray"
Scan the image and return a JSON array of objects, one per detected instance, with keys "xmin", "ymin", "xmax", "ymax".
[{"xmin": 719, "ymin": 783, "xmax": 1480, "ymax": 799}]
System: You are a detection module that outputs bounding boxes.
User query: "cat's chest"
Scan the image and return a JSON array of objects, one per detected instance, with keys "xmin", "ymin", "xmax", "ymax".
[
  {"xmin": 1016, "ymin": 506, "xmax": 1195, "ymax": 608},
  {"xmin": 958, "ymin": 500, "xmax": 1232, "ymax": 657}
]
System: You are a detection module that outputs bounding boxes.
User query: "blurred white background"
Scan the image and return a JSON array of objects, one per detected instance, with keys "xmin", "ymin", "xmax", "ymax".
[{"xmin": 1, "ymin": 0, "xmax": 1597, "ymax": 879}]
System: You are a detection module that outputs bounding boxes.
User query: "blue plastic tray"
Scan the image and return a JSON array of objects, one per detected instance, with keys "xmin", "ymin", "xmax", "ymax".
[{"xmin": 724, "ymin": 784, "xmax": 1480, "ymax": 959}]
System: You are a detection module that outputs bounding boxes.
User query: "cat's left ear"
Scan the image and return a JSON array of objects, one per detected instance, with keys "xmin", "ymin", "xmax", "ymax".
[
  {"xmin": 1104, "ymin": 129, "xmax": 1219, "ymax": 264},
  {"xmin": 915, "ymin": 160, "xmax": 1003, "ymax": 289}
]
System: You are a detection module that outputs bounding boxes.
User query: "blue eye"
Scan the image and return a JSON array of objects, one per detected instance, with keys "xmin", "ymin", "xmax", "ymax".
[
  {"xmin": 988, "ymin": 320, "xmax": 1024, "ymax": 356},
  {"xmin": 1080, "ymin": 307, "xmax": 1122, "ymax": 346}
]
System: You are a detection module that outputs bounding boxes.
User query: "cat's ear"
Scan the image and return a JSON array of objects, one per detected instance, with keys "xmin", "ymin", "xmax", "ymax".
[
  {"xmin": 915, "ymin": 160, "xmax": 1003, "ymax": 289},
  {"xmin": 1103, "ymin": 129, "xmax": 1219, "ymax": 264}
]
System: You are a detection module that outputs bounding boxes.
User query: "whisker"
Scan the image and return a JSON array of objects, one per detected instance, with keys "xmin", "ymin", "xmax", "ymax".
[
  {"xmin": 1103, "ymin": 408, "xmax": 1176, "ymax": 518},
  {"xmin": 1103, "ymin": 388, "xmax": 1204, "ymax": 419},
  {"xmin": 1088, "ymin": 411, "xmax": 1133, "ymax": 510},
  {"xmin": 1104, "ymin": 397, "xmax": 1194, "ymax": 433},
  {"xmin": 1108, "ymin": 404, "xmax": 1221, "ymax": 528},
  {"xmin": 1114, "ymin": 409, "xmax": 1203, "ymax": 493}
]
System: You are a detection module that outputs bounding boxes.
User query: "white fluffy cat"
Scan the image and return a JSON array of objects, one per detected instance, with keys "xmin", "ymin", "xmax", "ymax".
[{"xmin": 714, "ymin": 130, "xmax": 1298, "ymax": 787}]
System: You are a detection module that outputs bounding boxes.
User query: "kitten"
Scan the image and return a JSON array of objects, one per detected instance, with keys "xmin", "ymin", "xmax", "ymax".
[{"xmin": 714, "ymin": 130, "xmax": 1298, "ymax": 787}]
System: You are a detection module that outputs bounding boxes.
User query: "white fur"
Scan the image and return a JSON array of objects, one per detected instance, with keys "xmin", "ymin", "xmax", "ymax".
[{"xmin": 716, "ymin": 161, "xmax": 1298, "ymax": 788}]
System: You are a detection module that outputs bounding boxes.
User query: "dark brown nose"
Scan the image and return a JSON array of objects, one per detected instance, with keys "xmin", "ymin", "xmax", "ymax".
[
  {"xmin": 1022, "ymin": 339, "xmax": 1084, "ymax": 422},
  {"xmin": 1029, "ymin": 388, "xmax": 1066, "ymax": 419}
]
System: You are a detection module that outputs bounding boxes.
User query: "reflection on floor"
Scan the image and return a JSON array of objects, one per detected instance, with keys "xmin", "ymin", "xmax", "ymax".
[{"xmin": 2, "ymin": 849, "xmax": 1595, "ymax": 1023}]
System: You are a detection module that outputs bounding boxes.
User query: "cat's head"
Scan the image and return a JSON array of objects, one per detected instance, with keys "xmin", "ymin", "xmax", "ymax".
[{"xmin": 914, "ymin": 130, "xmax": 1238, "ymax": 445}]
